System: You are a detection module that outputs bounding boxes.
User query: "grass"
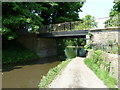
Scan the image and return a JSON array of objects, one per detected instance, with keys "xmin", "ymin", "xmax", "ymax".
[
  {"xmin": 3, "ymin": 40, "xmax": 38, "ymax": 64},
  {"xmin": 84, "ymin": 58, "xmax": 117, "ymax": 88},
  {"xmin": 38, "ymin": 59, "xmax": 72, "ymax": 88},
  {"xmin": 3, "ymin": 49, "xmax": 38, "ymax": 64}
]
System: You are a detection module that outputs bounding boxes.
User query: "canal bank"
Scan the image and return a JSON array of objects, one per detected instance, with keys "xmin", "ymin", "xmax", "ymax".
[{"xmin": 3, "ymin": 37, "xmax": 87, "ymax": 88}]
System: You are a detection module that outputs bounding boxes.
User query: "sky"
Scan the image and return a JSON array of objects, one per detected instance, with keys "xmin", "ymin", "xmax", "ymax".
[{"xmin": 79, "ymin": 0, "xmax": 115, "ymax": 28}]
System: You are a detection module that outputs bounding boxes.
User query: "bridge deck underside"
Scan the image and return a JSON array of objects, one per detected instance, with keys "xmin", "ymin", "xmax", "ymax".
[{"xmin": 38, "ymin": 30, "xmax": 88, "ymax": 38}]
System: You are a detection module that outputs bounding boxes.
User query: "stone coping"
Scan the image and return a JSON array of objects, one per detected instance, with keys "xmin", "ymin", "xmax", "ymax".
[{"xmin": 89, "ymin": 26, "xmax": 120, "ymax": 31}]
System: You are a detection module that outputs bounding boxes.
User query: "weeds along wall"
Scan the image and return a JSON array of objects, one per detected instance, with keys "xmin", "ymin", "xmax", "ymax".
[
  {"xmin": 87, "ymin": 50, "xmax": 119, "ymax": 81},
  {"xmin": 86, "ymin": 27, "xmax": 120, "ymax": 86}
]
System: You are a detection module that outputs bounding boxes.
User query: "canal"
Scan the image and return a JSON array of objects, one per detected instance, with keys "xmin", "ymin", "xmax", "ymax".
[
  {"xmin": 2, "ymin": 56, "xmax": 62, "ymax": 88},
  {"xmin": 2, "ymin": 38, "xmax": 86, "ymax": 88}
]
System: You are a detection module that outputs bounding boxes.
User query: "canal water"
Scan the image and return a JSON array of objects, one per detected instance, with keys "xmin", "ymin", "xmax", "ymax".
[
  {"xmin": 2, "ymin": 56, "xmax": 62, "ymax": 88},
  {"xmin": 2, "ymin": 47, "xmax": 86, "ymax": 88}
]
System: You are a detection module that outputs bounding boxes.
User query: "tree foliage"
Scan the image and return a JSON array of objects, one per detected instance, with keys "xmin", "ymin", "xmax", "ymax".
[
  {"xmin": 104, "ymin": 0, "xmax": 120, "ymax": 27},
  {"xmin": 2, "ymin": 2, "xmax": 85, "ymax": 40},
  {"xmin": 110, "ymin": 0, "xmax": 120, "ymax": 17},
  {"xmin": 75, "ymin": 15, "xmax": 98, "ymax": 30},
  {"xmin": 82, "ymin": 15, "xmax": 97, "ymax": 29},
  {"xmin": 2, "ymin": 2, "xmax": 45, "ymax": 40}
]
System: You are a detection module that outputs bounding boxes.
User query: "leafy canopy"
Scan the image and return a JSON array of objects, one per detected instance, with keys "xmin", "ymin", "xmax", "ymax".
[
  {"xmin": 104, "ymin": 0, "xmax": 120, "ymax": 27},
  {"xmin": 2, "ymin": 2, "xmax": 45, "ymax": 40},
  {"xmin": 75, "ymin": 15, "xmax": 98, "ymax": 30},
  {"xmin": 2, "ymin": 2, "xmax": 85, "ymax": 40}
]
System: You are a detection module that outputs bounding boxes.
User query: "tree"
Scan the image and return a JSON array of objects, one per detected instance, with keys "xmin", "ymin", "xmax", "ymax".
[
  {"xmin": 2, "ymin": 2, "xmax": 85, "ymax": 40},
  {"xmin": 104, "ymin": 0, "xmax": 120, "ymax": 27},
  {"xmin": 2, "ymin": 2, "xmax": 45, "ymax": 40},
  {"xmin": 52, "ymin": 2, "xmax": 84, "ymax": 23},
  {"xmin": 110, "ymin": 0, "xmax": 120, "ymax": 17},
  {"xmin": 40, "ymin": 2, "xmax": 85, "ymax": 24},
  {"xmin": 75, "ymin": 15, "xmax": 98, "ymax": 30}
]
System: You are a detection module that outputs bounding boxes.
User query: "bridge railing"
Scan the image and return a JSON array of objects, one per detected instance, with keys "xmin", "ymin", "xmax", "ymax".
[
  {"xmin": 38, "ymin": 20, "xmax": 88, "ymax": 33},
  {"xmin": 38, "ymin": 16, "xmax": 120, "ymax": 33}
]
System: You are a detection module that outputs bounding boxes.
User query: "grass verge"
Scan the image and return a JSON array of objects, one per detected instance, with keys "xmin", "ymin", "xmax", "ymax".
[
  {"xmin": 3, "ymin": 40, "xmax": 38, "ymax": 64},
  {"xmin": 3, "ymin": 49, "xmax": 38, "ymax": 64},
  {"xmin": 38, "ymin": 59, "xmax": 72, "ymax": 88},
  {"xmin": 84, "ymin": 58, "xmax": 117, "ymax": 88}
]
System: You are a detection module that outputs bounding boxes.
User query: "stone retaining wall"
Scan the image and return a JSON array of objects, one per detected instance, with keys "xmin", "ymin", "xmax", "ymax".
[
  {"xmin": 16, "ymin": 34, "xmax": 57, "ymax": 57},
  {"xmin": 92, "ymin": 31, "xmax": 119, "ymax": 44},
  {"xmin": 87, "ymin": 50, "xmax": 119, "ymax": 82},
  {"xmin": 86, "ymin": 28, "xmax": 120, "ymax": 45}
]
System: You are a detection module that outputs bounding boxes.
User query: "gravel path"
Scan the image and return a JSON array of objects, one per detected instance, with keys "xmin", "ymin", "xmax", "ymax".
[{"xmin": 49, "ymin": 57, "xmax": 108, "ymax": 88}]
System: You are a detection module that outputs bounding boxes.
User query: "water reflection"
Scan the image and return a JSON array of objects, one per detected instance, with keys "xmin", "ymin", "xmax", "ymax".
[
  {"xmin": 64, "ymin": 47, "xmax": 86, "ymax": 59},
  {"xmin": 2, "ymin": 56, "xmax": 62, "ymax": 88}
]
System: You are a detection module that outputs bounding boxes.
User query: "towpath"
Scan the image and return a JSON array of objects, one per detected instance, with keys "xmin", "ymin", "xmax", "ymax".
[{"xmin": 49, "ymin": 57, "xmax": 108, "ymax": 88}]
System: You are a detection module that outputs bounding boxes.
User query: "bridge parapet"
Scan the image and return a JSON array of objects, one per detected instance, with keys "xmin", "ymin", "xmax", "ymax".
[
  {"xmin": 38, "ymin": 20, "xmax": 92, "ymax": 33},
  {"xmin": 38, "ymin": 27, "xmax": 120, "ymax": 38}
]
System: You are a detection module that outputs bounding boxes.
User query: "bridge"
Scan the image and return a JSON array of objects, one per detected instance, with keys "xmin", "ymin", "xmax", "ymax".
[
  {"xmin": 16, "ymin": 19, "xmax": 120, "ymax": 57},
  {"xmin": 36, "ymin": 17, "xmax": 119, "ymax": 38},
  {"xmin": 37, "ymin": 21, "xmax": 92, "ymax": 38},
  {"xmin": 17, "ymin": 18, "xmax": 119, "ymax": 38},
  {"xmin": 37, "ymin": 21, "xmax": 120, "ymax": 38}
]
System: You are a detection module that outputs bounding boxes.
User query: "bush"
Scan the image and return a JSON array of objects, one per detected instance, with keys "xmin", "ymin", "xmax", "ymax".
[
  {"xmin": 2, "ymin": 41, "xmax": 38, "ymax": 64},
  {"xmin": 3, "ymin": 49, "xmax": 38, "ymax": 64}
]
